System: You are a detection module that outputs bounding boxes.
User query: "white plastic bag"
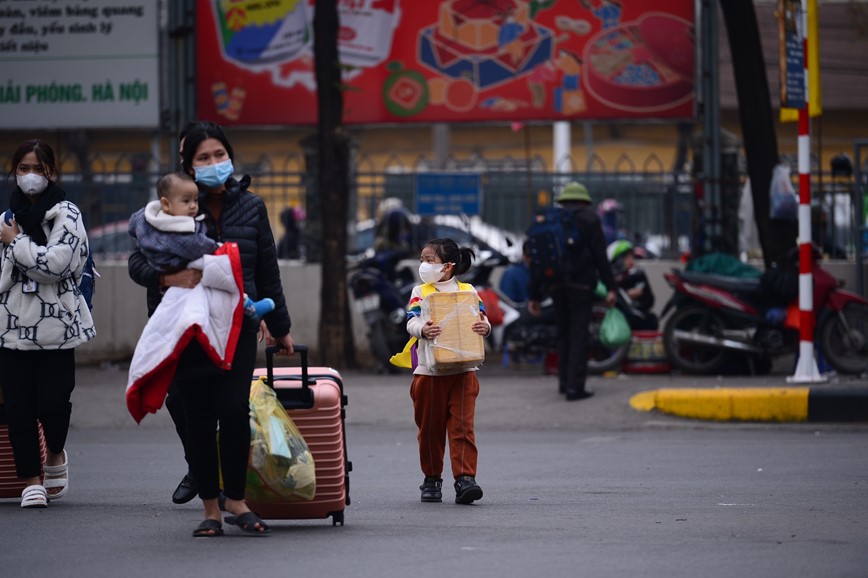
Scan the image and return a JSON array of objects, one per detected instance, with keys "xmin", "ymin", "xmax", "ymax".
[
  {"xmin": 769, "ymin": 163, "xmax": 798, "ymax": 221},
  {"xmin": 738, "ymin": 178, "xmax": 762, "ymax": 259},
  {"xmin": 420, "ymin": 291, "xmax": 485, "ymax": 373}
]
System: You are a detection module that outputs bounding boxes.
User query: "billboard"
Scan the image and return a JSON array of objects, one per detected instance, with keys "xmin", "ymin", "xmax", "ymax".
[
  {"xmin": 197, "ymin": 0, "xmax": 695, "ymax": 126},
  {"xmin": 0, "ymin": 1, "xmax": 159, "ymax": 129}
]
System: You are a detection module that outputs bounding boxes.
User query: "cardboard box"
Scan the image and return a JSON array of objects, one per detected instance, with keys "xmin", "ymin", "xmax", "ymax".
[{"xmin": 426, "ymin": 290, "xmax": 485, "ymax": 369}]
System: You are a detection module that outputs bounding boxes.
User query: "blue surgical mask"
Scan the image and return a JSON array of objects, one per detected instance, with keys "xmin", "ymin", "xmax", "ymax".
[{"xmin": 194, "ymin": 159, "xmax": 234, "ymax": 188}]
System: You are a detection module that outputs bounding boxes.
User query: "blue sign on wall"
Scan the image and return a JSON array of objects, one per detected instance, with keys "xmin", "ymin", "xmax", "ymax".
[
  {"xmin": 415, "ymin": 173, "xmax": 482, "ymax": 216},
  {"xmin": 780, "ymin": 1, "xmax": 806, "ymax": 110}
]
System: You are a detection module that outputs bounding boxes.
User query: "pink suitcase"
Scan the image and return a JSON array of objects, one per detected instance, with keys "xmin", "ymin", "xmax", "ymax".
[
  {"xmin": 0, "ymin": 414, "xmax": 47, "ymax": 499},
  {"xmin": 249, "ymin": 345, "xmax": 351, "ymax": 525}
]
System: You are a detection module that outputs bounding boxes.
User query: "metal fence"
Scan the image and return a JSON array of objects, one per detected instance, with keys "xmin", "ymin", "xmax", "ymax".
[
  {"xmin": 7, "ymin": 151, "xmax": 863, "ymax": 261},
  {"xmin": 369, "ymin": 152, "xmax": 694, "ymax": 252}
]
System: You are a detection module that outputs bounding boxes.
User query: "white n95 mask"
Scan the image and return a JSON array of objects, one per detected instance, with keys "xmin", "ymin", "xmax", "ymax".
[
  {"xmin": 17, "ymin": 173, "xmax": 49, "ymax": 196},
  {"xmin": 418, "ymin": 262, "xmax": 445, "ymax": 284}
]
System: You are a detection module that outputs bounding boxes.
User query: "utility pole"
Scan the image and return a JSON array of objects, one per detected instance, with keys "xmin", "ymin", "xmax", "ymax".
[{"xmin": 314, "ymin": 0, "xmax": 354, "ymax": 367}]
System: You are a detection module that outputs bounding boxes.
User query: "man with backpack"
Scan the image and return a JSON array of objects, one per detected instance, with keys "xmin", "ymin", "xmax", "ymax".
[{"xmin": 527, "ymin": 182, "xmax": 616, "ymax": 401}]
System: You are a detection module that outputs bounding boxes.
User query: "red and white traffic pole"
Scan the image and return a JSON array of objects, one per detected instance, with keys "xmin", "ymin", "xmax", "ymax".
[{"xmin": 789, "ymin": 0, "xmax": 824, "ymax": 383}]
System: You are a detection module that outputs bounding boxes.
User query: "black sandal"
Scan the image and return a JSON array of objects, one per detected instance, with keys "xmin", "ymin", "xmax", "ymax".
[
  {"xmin": 192, "ymin": 519, "xmax": 223, "ymax": 537},
  {"xmin": 224, "ymin": 512, "xmax": 270, "ymax": 534}
]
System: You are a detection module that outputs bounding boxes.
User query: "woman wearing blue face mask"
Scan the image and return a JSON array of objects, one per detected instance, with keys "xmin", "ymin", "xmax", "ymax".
[{"xmin": 127, "ymin": 122, "xmax": 294, "ymax": 537}]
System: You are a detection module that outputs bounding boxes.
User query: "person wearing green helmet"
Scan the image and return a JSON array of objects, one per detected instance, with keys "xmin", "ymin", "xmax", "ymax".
[
  {"xmin": 608, "ymin": 240, "xmax": 658, "ymax": 330},
  {"xmin": 528, "ymin": 182, "xmax": 617, "ymax": 401}
]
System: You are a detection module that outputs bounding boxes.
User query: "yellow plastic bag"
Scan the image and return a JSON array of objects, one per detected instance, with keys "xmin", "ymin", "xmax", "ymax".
[{"xmin": 246, "ymin": 377, "xmax": 316, "ymax": 502}]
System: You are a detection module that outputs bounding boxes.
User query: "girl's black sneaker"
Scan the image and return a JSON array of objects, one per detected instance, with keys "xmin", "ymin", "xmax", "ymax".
[
  {"xmin": 454, "ymin": 475, "xmax": 483, "ymax": 504},
  {"xmin": 420, "ymin": 477, "xmax": 443, "ymax": 502}
]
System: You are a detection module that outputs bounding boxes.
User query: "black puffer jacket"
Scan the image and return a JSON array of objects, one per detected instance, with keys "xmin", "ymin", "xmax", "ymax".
[{"xmin": 128, "ymin": 176, "xmax": 291, "ymax": 338}]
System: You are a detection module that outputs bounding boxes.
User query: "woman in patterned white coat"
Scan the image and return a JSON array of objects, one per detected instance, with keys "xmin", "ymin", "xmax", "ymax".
[{"xmin": 0, "ymin": 139, "xmax": 95, "ymax": 508}]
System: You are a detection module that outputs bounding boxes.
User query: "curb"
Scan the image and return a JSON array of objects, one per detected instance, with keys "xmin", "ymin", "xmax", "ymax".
[{"xmin": 629, "ymin": 387, "xmax": 868, "ymax": 422}]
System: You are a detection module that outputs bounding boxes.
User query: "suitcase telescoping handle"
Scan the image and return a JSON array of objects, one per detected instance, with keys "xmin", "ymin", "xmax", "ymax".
[{"xmin": 265, "ymin": 344, "xmax": 314, "ymax": 409}]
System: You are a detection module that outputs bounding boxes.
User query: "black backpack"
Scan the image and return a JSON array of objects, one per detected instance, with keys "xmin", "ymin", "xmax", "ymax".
[
  {"xmin": 79, "ymin": 247, "xmax": 96, "ymax": 310},
  {"xmin": 525, "ymin": 206, "xmax": 582, "ymax": 288}
]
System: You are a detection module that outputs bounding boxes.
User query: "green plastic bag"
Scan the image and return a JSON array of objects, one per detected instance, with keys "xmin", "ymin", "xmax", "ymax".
[
  {"xmin": 593, "ymin": 281, "xmax": 608, "ymax": 300},
  {"xmin": 600, "ymin": 307, "xmax": 631, "ymax": 348}
]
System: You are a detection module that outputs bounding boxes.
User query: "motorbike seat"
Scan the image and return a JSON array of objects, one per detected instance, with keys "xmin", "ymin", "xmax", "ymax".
[{"xmin": 676, "ymin": 270, "xmax": 762, "ymax": 293}]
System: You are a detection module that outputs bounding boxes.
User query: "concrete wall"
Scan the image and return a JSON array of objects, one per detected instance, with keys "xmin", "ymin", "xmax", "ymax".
[{"xmin": 77, "ymin": 260, "xmax": 866, "ymax": 364}]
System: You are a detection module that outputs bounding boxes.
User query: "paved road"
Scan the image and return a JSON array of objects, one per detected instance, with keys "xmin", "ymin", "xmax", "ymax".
[
  {"xmin": 1, "ymin": 359, "xmax": 867, "ymax": 578},
  {"xmin": 70, "ymin": 356, "xmax": 868, "ymax": 432}
]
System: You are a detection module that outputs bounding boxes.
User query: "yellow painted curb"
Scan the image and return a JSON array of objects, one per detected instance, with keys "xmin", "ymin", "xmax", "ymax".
[
  {"xmin": 629, "ymin": 391, "xmax": 657, "ymax": 412},
  {"xmin": 630, "ymin": 388, "xmax": 811, "ymax": 422}
]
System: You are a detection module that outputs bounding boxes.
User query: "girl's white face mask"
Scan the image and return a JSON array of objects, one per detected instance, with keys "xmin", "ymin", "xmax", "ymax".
[
  {"xmin": 418, "ymin": 262, "xmax": 446, "ymax": 284},
  {"xmin": 17, "ymin": 173, "xmax": 49, "ymax": 196}
]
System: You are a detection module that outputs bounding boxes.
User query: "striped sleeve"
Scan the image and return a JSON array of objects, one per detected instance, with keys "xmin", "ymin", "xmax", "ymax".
[
  {"xmin": 407, "ymin": 285, "xmax": 423, "ymax": 319},
  {"xmin": 407, "ymin": 296, "xmax": 423, "ymax": 319}
]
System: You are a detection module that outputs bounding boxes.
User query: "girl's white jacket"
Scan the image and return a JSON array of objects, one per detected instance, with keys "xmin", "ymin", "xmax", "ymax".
[{"xmin": 0, "ymin": 200, "xmax": 96, "ymax": 350}]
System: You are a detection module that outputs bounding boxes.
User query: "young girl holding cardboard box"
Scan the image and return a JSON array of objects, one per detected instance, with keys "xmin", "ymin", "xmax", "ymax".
[{"xmin": 404, "ymin": 238, "xmax": 491, "ymax": 504}]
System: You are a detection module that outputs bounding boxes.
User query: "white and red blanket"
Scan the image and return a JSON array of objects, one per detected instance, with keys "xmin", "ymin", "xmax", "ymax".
[{"xmin": 126, "ymin": 243, "xmax": 245, "ymax": 423}]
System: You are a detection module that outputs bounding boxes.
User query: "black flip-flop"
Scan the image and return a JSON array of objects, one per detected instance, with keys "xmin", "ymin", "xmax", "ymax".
[
  {"xmin": 192, "ymin": 518, "xmax": 224, "ymax": 537},
  {"xmin": 224, "ymin": 512, "xmax": 270, "ymax": 535}
]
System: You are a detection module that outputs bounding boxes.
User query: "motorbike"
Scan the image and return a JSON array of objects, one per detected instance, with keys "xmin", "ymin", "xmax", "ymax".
[
  {"xmin": 660, "ymin": 251, "xmax": 868, "ymax": 375},
  {"xmin": 348, "ymin": 249, "xmax": 415, "ymax": 373},
  {"xmin": 502, "ymin": 287, "xmax": 644, "ymax": 374}
]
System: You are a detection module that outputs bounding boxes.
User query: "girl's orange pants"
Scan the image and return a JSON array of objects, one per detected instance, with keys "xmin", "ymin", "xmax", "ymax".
[{"xmin": 410, "ymin": 371, "xmax": 479, "ymax": 480}]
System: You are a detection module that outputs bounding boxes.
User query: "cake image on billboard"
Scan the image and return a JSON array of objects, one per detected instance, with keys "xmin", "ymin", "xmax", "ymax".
[
  {"xmin": 213, "ymin": 0, "xmax": 310, "ymax": 66},
  {"xmin": 418, "ymin": 0, "xmax": 554, "ymax": 90},
  {"xmin": 583, "ymin": 13, "xmax": 694, "ymax": 113}
]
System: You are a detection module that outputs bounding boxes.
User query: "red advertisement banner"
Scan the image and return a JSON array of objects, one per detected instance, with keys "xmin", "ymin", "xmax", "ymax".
[{"xmin": 197, "ymin": 0, "xmax": 695, "ymax": 126}]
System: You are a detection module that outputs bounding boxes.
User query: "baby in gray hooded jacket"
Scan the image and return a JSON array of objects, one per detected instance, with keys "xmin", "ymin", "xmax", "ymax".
[{"xmin": 129, "ymin": 172, "xmax": 274, "ymax": 319}]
